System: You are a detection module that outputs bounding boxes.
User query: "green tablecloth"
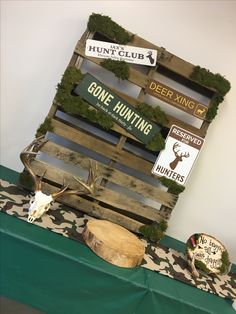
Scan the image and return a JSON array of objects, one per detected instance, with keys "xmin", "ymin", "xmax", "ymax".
[{"xmin": 0, "ymin": 166, "xmax": 235, "ymax": 314}]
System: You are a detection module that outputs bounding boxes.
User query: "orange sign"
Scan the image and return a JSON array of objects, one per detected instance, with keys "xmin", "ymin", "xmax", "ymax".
[{"xmin": 146, "ymin": 79, "xmax": 208, "ymax": 120}]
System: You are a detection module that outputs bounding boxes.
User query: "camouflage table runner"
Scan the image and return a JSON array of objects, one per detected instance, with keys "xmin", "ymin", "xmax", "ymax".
[{"xmin": 0, "ymin": 179, "xmax": 235, "ymax": 300}]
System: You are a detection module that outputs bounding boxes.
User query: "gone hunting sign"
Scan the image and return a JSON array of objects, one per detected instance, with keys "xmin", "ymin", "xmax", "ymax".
[
  {"xmin": 85, "ymin": 39, "xmax": 157, "ymax": 66},
  {"xmin": 146, "ymin": 79, "xmax": 208, "ymax": 120},
  {"xmin": 152, "ymin": 125, "xmax": 204, "ymax": 185},
  {"xmin": 74, "ymin": 73, "xmax": 161, "ymax": 144}
]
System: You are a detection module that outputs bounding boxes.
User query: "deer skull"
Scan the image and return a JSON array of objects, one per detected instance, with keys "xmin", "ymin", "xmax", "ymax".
[
  {"xmin": 20, "ymin": 136, "xmax": 99, "ymax": 223},
  {"xmin": 28, "ymin": 191, "xmax": 53, "ymax": 223}
]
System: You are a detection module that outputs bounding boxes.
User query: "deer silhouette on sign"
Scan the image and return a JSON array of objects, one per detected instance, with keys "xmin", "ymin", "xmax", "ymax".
[
  {"xmin": 146, "ymin": 51, "xmax": 155, "ymax": 65},
  {"xmin": 169, "ymin": 142, "xmax": 190, "ymax": 170}
]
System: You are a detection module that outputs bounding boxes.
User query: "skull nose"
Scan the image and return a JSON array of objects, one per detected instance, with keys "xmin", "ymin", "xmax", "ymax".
[{"xmin": 27, "ymin": 210, "xmax": 37, "ymax": 223}]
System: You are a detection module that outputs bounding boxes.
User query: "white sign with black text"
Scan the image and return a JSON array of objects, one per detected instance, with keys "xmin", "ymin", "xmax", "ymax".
[
  {"xmin": 152, "ymin": 125, "xmax": 204, "ymax": 185},
  {"xmin": 85, "ymin": 39, "xmax": 157, "ymax": 66}
]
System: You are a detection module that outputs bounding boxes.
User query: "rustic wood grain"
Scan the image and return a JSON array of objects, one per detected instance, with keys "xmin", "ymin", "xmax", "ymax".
[
  {"xmin": 30, "ymin": 159, "xmax": 167, "ymax": 222},
  {"xmin": 83, "ymin": 220, "xmax": 145, "ymax": 267},
  {"xmin": 51, "ymin": 118, "xmax": 154, "ymax": 176},
  {"xmin": 40, "ymin": 141, "xmax": 177, "ymax": 208}
]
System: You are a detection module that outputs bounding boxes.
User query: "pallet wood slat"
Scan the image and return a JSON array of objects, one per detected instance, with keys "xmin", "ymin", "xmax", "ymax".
[
  {"xmin": 30, "ymin": 159, "xmax": 167, "ymax": 222},
  {"xmin": 51, "ymin": 118, "xmax": 154, "ymax": 176},
  {"xmin": 40, "ymin": 141, "xmax": 177, "ymax": 208},
  {"xmin": 41, "ymin": 182, "xmax": 143, "ymax": 233}
]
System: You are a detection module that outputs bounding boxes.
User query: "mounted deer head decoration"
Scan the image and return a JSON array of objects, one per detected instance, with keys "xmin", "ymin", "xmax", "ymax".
[{"xmin": 20, "ymin": 136, "xmax": 100, "ymax": 223}]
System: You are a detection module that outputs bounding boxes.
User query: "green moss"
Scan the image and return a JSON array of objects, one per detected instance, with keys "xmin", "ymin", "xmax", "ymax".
[
  {"xmin": 146, "ymin": 133, "xmax": 165, "ymax": 152},
  {"xmin": 139, "ymin": 220, "xmax": 168, "ymax": 243},
  {"xmin": 18, "ymin": 170, "xmax": 34, "ymax": 190},
  {"xmin": 206, "ymin": 94, "xmax": 224, "ymax": 121},
  {"xmin": 190, "ymin": 66, "xmax": 231, "ymax": 96},
  {"xmin": 190, "ymin": 66, "xmax": 231, "ymax": 121},
  {"xmin": 195, "ymin": 260, "xmax": 212, "ymax": 274},
  {"xmin": 88, "ymin": 13, "xmax": 133, "ymax": 44},
  {"xmin": 137, "ymin": 103, "xmax": 169, "ymax": 127},
  {"xmin": 218, "ymin": 250, "xmax": 230, "ymax": 274},
  {"xmin": 101, "ymin": 59, "xmax": 129, "ymax": 80},
  {"xmin": 56, "ymin": 66, "xmax": 113, "ymax": 130},
  {"xmin": 158, "ymin": 177, "xmax": 185, "ymax": 195},
  {"xmin": 35, "ymin": 118, "xmax": 53, "ymax": 138}
]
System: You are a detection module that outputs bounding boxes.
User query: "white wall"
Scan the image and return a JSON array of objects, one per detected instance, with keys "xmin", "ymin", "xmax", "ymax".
[{"xmin": 1, "ymin": 1, "xmax": 236, "ymax": 262}]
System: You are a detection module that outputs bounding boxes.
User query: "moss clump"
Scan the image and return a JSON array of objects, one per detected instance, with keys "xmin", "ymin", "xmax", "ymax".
[
  {"xmin": 190, "ymin": 66, "xmax": 231, "ymax": 121},
  {"xmin": 218, "ymin": 250, "xmax": 230, "ymax": 274},
  {"xmin": 35, "ymin": 117, "xmax": 53, "ymax": 138},
  {"xmin": 56, "ymin": 66, "xmax": 113, "ymax": 130},
  {"xmin": 139, "ymin": 220, "xmax": 168, "ymax": 243},
  {"xmin": 158, "ymin": 176, "xmax": 185, "ymax": 195},
  {"xmin": 195, "ymin": 260, "xmax": 212, "ymax": 274},
  {"xmin": 190, "ymin": 66, "xmax": 231, "ymax": 96},
  {"xmin": 137, "ymin": 103, "xmax": 169, "ymax": 127},
  {"xmin": 146, "ymin": 133, "xmax": 165, "ymax": 151},
  {"xmin": 101, "ymin": 59, "xmax": 129, "ymax": 80},
  {"xmin": 88, "ymin": 13, "xmax": 133, "ymax": 44},
  {"xmin": 18, "ymin": 170, "xmax": 34, "ymax": 190},
  {"xmin": 206, "ymin": 93, "xmax": 224, "ymax": 121}
]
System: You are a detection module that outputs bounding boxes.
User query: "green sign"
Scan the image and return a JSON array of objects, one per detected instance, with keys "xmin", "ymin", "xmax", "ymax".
[{"xmin": 74, "ymin": 73, "xmax": 161, "ymax": 144}]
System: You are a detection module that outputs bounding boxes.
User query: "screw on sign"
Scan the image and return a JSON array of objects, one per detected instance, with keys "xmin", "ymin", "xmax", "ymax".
[{"xmin": 169, "ymin": 142, "xmax": 190, "ymax": 170}]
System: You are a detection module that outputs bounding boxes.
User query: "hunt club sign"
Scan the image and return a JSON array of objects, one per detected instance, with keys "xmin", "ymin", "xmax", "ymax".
[
  {"xmin": 146, "ymin": 79, "xmax": 208, "ymax": 120},
  {"xmin": 152, "ymin": 125, "xmax": 204, "ymax": 185},
  {"xmin": 85, "ymin": 39, "xmax": 157, "ymax": 66},
  {"xmin": 74, "ymin": 73, "xmax": 161, "ymax": 144}
]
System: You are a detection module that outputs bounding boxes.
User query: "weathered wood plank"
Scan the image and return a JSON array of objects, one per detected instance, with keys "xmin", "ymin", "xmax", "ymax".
[
  {"xmin": 51, "ymin": 118, "xmax": 153, "ymax": 176},
  {"xmin": 56, "ymin": 103, "xmax": 141, "ymax": 143},
  {"xmin": 40, "ymin": 141, "xmax": 177, "ymax": 208},
  {"xmin": 127, "ymin": 34, "xmax": 217, "ymax": 93},
  {"xmin": 30, "ymin": 159, "xmax": 165, "ymax": 222},
  {"xmin": 41, "ymin": 182, "xmax": 143, "ymax": 233}
]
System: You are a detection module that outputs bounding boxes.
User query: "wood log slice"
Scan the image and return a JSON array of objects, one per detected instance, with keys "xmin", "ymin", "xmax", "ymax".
[{"xmin": 83, "ymin": 220, "xmax": 145, "ymax": 268}]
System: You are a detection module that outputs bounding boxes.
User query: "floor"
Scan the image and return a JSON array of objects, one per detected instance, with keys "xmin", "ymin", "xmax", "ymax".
[{"xmin": 0, "ymin": 296, "xmax": 44, "ymax": 314}]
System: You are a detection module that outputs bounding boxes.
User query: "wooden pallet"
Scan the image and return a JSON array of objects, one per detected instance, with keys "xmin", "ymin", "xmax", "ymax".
[{"xmin": 21, "ymin": 18, "xmax": 220, "ymax": 234}]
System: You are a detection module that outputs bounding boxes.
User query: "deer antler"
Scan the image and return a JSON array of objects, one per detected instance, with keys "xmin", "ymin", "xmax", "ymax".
[
  {"xmin": 180, "ymin": 151, "xmax": 190, "ymax": 158},
  {"xmin": 20, "ymin": 136, "xmax": 100, "ymax": 223},
  {"xmin": 172, "ymin": 142, "xmax": 180, "ymax": 156},
  {"xmin": 20, "ymin": 135, "xmax": 48, "ymax": 191},
  {"xmin": 52, "ymin": 160, "xmax": 100, "ymax": 200}
]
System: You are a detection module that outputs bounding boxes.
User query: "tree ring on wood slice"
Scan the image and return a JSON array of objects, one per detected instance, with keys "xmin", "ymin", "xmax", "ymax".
[
  {"xmin": 83, "ymin": 220, "xmax": 145, "ymax": 268},
  {"xmin": 186, "ymin": 233, "xmax": 231, "ymax": 276}
]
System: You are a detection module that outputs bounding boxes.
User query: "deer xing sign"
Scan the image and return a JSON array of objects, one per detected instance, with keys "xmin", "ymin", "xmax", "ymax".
[
  {"xmin": 146, "ymin": 79, "xmax": 208, "ymax": 120},
  {"xmin": 152, "ymin": 125, "xmax": 204, "ymax": 185}
]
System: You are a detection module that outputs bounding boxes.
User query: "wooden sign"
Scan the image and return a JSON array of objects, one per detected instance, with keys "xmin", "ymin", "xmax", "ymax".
[
  {"xmin": 74, "ymin": 73, "xmax": 161, "ymax": 144},
  {"xmin": 152, "ymin": 125, "xmax": 204, "ymax": 185},
  {"xmin": 186, "ymin": 233, "xmax": 230, "ymax": 275},
  {"xmin": 146, "ymin": 79, "xmax": 208, "ymax": 120},
  {"xmin": 85, "ymin": 39, "xmax": 157, "ymax": 66}
]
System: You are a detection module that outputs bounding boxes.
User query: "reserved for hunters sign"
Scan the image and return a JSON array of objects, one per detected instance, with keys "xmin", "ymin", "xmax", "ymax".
[
  {"xmin": 146, "ymin": 79, "xmax": 208, "ymax": 120},
  {"xmin": 85, "ymin": 39, "xmax": 157, "ymax": 66},
  {"xmin": 152, "ymin": 125, "xmax": 204, "ymax": 185},
  {"xmin": 74, "ymin": 73, "xmax": 161, "ymax": 144}
]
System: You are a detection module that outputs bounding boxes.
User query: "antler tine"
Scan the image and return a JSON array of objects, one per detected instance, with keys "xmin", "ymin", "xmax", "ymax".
[
  {"xmin": 20, "ymin": 135, "xmax": 48, "ymax": 191},
  {"xmin": 51, "ymin": 160, "xmax": 100, "ymax": 200},
  {"xmin": 51, "ymin": 182, "xmax": 70, "ymax": 200},
  {"xmin": 88, "ymin": 160, "xmax": 100, "ymax": 186}
]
